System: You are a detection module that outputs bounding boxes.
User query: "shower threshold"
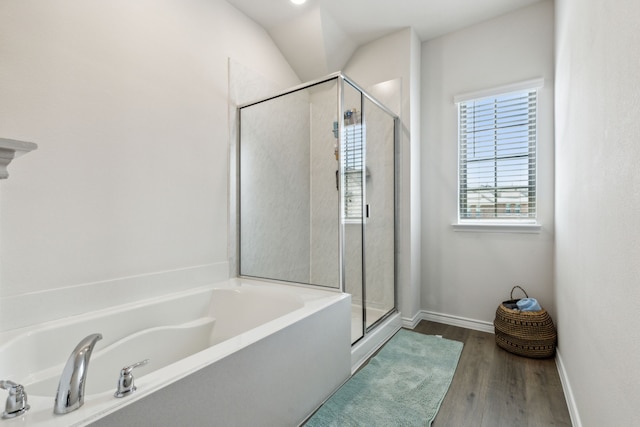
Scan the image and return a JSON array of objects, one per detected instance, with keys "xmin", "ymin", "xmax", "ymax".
[{"xmin": 350, "ymin": 309, "xmax": 401, "ymax": 373}]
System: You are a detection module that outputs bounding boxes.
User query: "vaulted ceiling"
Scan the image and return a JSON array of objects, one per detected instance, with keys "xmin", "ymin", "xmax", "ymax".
[{"xmin": 226, "ymin": 0, "xmax": 544, "ymax": 81}]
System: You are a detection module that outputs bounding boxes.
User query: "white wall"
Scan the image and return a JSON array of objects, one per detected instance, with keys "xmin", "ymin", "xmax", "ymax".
[
  {"xmin": 420, "ymin": 0, "xmax": 555, "ymax": 327},
  {"xmin": 0, "ymin": 0, "xmax": 299, "ymax": 330},
  {"xmin": 344, "ymin": 28, "xmax": 422, "ymax": 322},
  {"xmin": 555, "ymin": 0, "xmax": 640, "ymax": 425}
]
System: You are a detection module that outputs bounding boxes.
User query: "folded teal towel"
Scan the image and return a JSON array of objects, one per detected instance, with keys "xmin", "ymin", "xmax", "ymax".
[{"xmin": 517, "ymin": 298, "xmax": 541, "ymax": 311}]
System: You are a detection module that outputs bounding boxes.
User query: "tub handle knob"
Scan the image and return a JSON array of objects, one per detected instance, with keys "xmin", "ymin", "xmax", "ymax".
[
  {"xmin": 0, "ymin": 380, "xmax": 30, "ymax": 419},
  {"xmin": 114, "ymin": 359, "xmax": 149, "ymax": 398}
]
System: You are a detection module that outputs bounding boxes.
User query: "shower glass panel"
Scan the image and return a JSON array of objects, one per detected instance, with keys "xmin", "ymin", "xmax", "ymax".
[
  {"xmin": 342, "ymin": 81, "xmax": 365, "ymax": 343},
  {"xmin": 239, "ymin": 79, "xmax": 339, "ymax": 288},
  {"xmin": 238, "ymin": 73, "xmax": 397, "ymax": 346}
]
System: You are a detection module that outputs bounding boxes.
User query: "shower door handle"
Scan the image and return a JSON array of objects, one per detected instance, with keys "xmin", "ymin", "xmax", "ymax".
[{"xmin": 366, "ymin": 204, "xmax": 370, "ymax": 218}]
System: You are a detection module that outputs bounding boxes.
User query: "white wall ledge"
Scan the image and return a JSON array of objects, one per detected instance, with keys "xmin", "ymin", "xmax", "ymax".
[
  {"xmin": 0, "ymin": 137, "xmax": 38, "ymax": 179},
  {"xmin": 452, "ymin": 222, "xmax": 542, "ymax": 234},
  {"xmin": 0, "ymin": 262, "xmax": 229, "ymax": 333}
]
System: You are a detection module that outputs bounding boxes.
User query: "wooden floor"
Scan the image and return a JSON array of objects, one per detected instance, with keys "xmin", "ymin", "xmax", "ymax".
[{"xmin": 411, "ymin": 320, "xmax": 572, "ymax": 427}]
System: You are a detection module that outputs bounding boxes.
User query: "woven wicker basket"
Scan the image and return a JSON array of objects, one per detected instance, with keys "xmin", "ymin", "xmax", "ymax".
[{"xmin": 494, "ymin": 286, "xmax": 557, "ymax": 358}]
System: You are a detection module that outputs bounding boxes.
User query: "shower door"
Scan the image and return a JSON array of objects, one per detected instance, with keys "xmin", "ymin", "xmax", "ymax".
[
  {"xmin": 342, "ymin": 80, "xmax": 396, "ymax": 344},
  {"xmin": 361, "ymin": 95, "xmax": 396, "ymax": 333}
]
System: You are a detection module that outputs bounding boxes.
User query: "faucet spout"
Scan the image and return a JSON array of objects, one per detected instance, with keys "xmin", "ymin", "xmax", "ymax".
[{"xmin": 54, "ymin": 333, "xmax": 102, "ymax": 415}]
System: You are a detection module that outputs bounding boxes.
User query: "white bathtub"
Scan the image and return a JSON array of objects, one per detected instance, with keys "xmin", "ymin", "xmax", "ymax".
[{"xmin": 0, "ymin": 278, "xmax": 351, "ymax": 426}]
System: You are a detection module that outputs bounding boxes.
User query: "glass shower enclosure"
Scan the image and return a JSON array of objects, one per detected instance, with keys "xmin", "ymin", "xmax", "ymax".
[{"xmin": 237, "ymin": 73, "xmax": 397, "ymax": 344}]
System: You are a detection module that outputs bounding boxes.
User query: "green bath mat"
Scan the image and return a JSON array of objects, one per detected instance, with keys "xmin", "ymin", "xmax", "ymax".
[{"xmin": 305, "ymin": 329, "xmax": 463, "ymax": 427}]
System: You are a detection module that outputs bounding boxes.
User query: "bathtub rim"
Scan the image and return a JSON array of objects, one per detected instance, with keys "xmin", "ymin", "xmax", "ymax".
[{"xmin": 0, "ymin": 276, "xmax": 341, "ymax": 345}]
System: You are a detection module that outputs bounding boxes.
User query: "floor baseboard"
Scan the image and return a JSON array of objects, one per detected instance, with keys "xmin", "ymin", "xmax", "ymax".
[
  {"xmin": 414, "ymin": 310, "xmax": 495, "ymax": 334},
  {"xmin": 555, "ymin": 349, "xmax": 583, "ymax": 427},
  {"xmin": 401, "ymin": 311, "xmax": 423, "ymax": 329}
]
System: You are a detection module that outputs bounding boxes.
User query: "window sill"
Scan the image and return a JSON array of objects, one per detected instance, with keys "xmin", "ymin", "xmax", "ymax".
[{"xmin": 452, "ymin": 222, "xmax": 542, "ymax": 234}]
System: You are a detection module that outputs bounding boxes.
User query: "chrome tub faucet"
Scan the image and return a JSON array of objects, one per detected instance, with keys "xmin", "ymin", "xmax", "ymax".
[
  {"xmin": 0, "ymin": 380, "xmax": 30, "ymax": 419},
  {"xmin": 114, "ymin": 359, "xmax": 149, "ymax": 398},
  {"xmin": 54, "ymin": 333, "xmax": 103, "ymax": 415}
]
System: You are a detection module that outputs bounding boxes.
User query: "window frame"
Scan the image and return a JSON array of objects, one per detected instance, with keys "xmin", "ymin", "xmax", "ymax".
[{"xmin": 453, "ymin": 78, "xmax": 543, "ymax": 233}]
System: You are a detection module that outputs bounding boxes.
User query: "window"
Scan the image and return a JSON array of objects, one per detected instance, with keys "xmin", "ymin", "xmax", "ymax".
[
  {"xmin": 342, "ymin": 109, "xmax": 364, "ymax": 223},
  {"xmin": 456, "ymin": 80, "xmax": 542, "ymax": 223}
]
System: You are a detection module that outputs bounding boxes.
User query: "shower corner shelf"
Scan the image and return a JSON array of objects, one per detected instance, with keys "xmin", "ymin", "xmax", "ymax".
[{"xmin": 0, "ymin": 138, "xmax": 38, "ymax": 179}]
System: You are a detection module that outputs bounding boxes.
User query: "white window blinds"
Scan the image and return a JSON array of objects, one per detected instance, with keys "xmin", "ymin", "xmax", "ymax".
[
  {"xmin": 342, "ymin": 109, "xmax": 364, "ymax": 222},
  {"xmin": 458, "ymin": 88, "xmax": 537, "ymax": 220}
]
